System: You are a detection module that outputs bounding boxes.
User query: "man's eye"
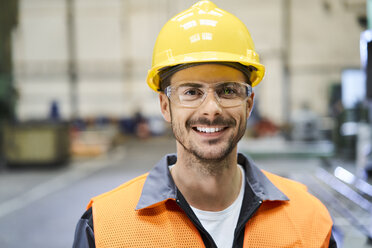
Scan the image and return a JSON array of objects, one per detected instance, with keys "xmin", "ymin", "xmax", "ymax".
[
  {"xmin": 219, "ymin": 87, "xmax": 237, "ymax": 96},
  {"xmin": 183, "ymin": 88, "xmax": 202, "ymax": 96},
  {"xmin": 223, "ymin": 87, "xmax": 235, "ymax": 94},
  {"xmin": 185, "ymin": 89, "xmax": 197, "ymax": 95}
]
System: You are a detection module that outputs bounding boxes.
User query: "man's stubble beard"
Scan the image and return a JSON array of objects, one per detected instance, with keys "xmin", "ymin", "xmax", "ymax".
[{"xmin": 169, "ymin": 104, "xmax": 247, "ymax": 173}]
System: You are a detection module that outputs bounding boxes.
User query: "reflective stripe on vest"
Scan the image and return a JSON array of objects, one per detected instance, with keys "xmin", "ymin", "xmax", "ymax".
[{"xmin": 89, "ymin": 171, "xmax": 332, "ymax": 248}]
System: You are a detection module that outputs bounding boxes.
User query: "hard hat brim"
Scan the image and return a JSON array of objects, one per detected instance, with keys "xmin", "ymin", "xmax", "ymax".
[{"xmin": 147, "ymin": 51, "xmax": 265, "ymax": 92}]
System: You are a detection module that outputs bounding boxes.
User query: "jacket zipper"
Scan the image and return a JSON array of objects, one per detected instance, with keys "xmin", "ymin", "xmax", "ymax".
[{"xmin": 232, "ymin": 200, "xmax": 262, "ymax": 247}]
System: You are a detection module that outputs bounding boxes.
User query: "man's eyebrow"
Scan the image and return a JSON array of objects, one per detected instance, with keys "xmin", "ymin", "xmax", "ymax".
[
  {"xmin": 176, "ymin": 82, "xmax": 204, "ymax": 88},
  {"xmin": 216, "ymin": 81, "xmax": 246, "ymax": 85}
]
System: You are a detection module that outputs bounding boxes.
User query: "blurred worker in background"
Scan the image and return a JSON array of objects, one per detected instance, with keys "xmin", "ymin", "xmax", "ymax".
[{"xmin": 73, "ymin": 1, "xmax": 336, "ymax": 247}]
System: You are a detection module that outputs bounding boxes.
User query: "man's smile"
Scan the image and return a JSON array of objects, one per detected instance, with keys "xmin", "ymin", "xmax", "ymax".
[
  {"xmin": 195, "ymin": 127, "xmax": 226, "ymax": 133},
  {"xmin": 189, "ymin": 125, "xmax": 230, "ymax": 141},
  {"xmin": 192, "ymin": 126, "xmax": 228, "ymax": 134}
]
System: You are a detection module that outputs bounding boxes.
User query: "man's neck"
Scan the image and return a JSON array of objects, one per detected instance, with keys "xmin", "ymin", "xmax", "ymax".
[{"xmin": 171, "ymin": 146, "xmax": 242, "ymax": 212}]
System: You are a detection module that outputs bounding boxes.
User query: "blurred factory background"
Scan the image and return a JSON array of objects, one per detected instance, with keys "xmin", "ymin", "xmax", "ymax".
[{"xmin": 1, "ymin": 0, "xmax": 372, "ymax": 247}]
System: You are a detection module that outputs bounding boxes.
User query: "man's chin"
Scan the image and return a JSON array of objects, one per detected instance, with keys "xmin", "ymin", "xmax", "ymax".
[
  {"xmin": 192, "ymin": 146, "xmax": 232, "ymax": 162},
  {"xmin": 174, "ymin": 134, "xmax": 237, "ymax": 162}
]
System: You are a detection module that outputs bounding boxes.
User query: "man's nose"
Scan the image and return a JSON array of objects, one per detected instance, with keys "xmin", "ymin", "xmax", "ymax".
[{"xmin": 199, "ymin": 90, "xmax": 223, "ymax": 117}]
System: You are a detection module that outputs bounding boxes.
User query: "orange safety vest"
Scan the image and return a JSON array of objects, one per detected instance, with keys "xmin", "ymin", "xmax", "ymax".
[{"xmin": 88, "ymin": 171, "xmax": 332, "ymax": 248}]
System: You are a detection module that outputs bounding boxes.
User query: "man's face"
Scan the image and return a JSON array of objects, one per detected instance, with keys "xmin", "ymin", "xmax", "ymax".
[{"xmin": 159, "ymin": 64, "xmax": 254, "ymax": 162}]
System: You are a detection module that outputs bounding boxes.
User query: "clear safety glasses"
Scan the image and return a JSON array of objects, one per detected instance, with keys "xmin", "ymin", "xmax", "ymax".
[{"xmin": 165, "ymin": 82, "xmax": 252, "ymax": 108}]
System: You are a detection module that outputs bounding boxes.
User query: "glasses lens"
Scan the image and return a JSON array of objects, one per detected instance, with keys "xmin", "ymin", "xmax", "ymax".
[
  {"xmin": 215, "ymin": 82, "xmax": 249, "ymax": 107},
  {"xmin": 174, "ymin": 84, "xmax": 204, "ymax": 107}
]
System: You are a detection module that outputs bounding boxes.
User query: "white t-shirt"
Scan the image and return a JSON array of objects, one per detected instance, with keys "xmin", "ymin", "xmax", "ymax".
[{"xmin": 190, "ymin": 165, "xmax": 245, "ymax": 248}]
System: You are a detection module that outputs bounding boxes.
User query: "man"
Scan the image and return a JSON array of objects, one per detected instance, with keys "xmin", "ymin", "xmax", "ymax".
[{"xmin": 73, "ymin": 1, "xmax": 337, "ymax": 247}]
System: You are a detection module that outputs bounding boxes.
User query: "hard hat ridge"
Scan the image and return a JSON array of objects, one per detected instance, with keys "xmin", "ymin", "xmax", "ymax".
[{"xmin": 191, "ymin": 0, "xmax": 217, "ymax": 11}]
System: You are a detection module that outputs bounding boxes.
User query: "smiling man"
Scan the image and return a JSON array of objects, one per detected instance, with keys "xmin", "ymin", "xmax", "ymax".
[{"xmin": 73, "ymin": 1, "xmax": 336, "ymax": 247}]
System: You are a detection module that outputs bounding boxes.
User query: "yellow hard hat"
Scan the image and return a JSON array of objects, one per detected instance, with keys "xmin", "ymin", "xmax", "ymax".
[{"xmin": 147, "ymin": 0, "xmax": 265, "ymax": 92}]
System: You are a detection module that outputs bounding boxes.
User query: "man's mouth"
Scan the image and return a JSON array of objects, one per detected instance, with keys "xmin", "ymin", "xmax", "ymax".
[
  {"xmin": 187, "ymin": 117, "xmax": 234, "ymax": 135},
  {"xmin": 192, "ymin": 126, "xmax": 227, "ymax": 133}
]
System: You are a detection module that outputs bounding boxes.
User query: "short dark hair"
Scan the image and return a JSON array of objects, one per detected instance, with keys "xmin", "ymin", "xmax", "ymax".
[
  {"xmin": 159, "ymin": 74, "xmax": 172, "ymax": 92},
  {"xmin": 158, "ymin": 62, "xmax": 254, "ymax": 91}
]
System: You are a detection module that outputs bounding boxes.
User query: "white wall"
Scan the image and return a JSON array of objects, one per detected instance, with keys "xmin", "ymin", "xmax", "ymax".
[{"xmin": 12, "ymin": 0, "xmax": 363, "ymax": 123}]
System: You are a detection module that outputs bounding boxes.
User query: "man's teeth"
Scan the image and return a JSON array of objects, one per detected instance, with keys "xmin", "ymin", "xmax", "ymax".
[{"xmin": 196, "ymin": 127, "xmax": 223, "ymax": 133}]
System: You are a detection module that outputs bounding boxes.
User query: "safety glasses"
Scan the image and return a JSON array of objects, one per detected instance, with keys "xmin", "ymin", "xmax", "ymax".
[{"xmin": 165, "ymin": 82, "xmax": 252, "ymax": 108}]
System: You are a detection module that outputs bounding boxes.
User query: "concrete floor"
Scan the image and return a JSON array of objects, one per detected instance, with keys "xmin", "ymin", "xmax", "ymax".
[{"xmin": 0, "ymin": 136, "xmax": 371, "ymax": 248}]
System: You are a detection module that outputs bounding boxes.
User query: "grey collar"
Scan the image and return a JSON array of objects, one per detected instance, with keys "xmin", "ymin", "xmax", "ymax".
[{"xmin": 136, "ymin": 153, "xmax": 289, "ymax": 210}]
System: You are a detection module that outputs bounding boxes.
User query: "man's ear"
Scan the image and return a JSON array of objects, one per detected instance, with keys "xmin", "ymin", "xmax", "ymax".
[
  {"xmin": 159, "ymin": 93, "xmax": 171, "ymax": 123},
  {"xmin": 246, "ymin": 92, "xmax": 255, "ymax": 117}
]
